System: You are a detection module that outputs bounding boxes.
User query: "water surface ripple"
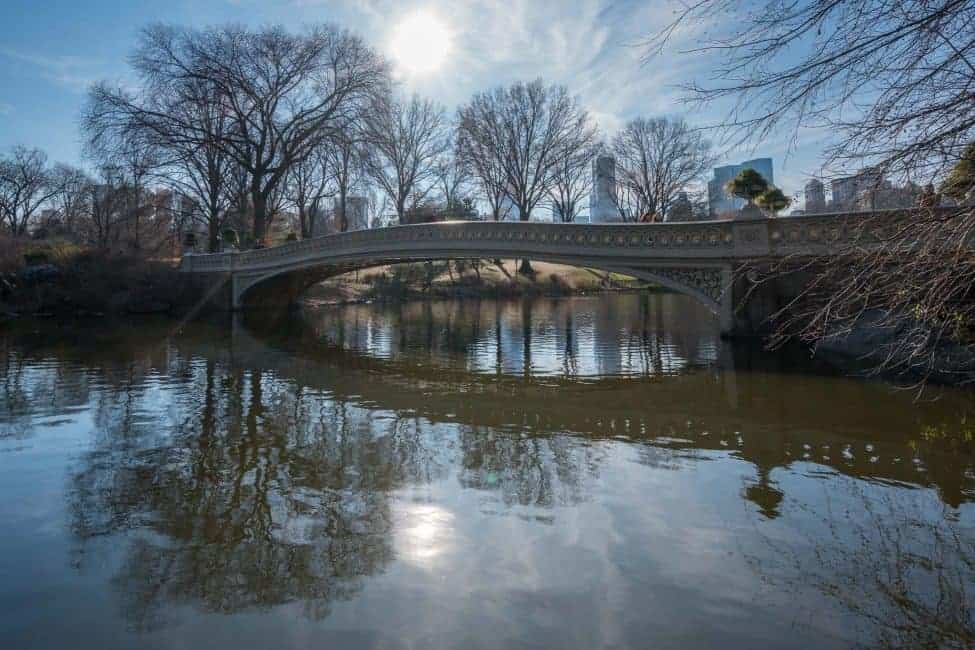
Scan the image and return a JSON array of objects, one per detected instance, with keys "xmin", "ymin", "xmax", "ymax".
[{"xmin": 1, "ymin": 293, "xmax": 973, "ymax": 649}]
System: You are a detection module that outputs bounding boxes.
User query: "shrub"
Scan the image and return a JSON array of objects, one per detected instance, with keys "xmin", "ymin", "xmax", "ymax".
[
  {"xmin": 725, "ymin": 168, "xmax": 770, "ymax": 205},
  {"xmin": 756, "ymin": 187, "xmax": 791, "ymax": 216},
  {"xmin": 942, "ymin": 142, "xmax": 975, "ymax": 200}
]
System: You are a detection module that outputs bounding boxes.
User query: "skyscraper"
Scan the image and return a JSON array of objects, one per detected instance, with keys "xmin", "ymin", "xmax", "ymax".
[
  {"xmin": 707, "ymin": 158, "xmax": 774, "ymax": 217},
  {"xmin": 589, "ymin": 155, "xmax": 620, "ymax": 222},
  {"xmin": 804, "ymin": 179, "xmax": 826, "ymax": 213},
  {"xmin": 830, "ymin": 167, "xmax": 883, "ymax": 210}
]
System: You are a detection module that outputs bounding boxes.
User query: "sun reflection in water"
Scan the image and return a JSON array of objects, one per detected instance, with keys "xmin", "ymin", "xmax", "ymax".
[{"xmin": 396, "ymin": 503, "xmax": 455, "ymax": 565}]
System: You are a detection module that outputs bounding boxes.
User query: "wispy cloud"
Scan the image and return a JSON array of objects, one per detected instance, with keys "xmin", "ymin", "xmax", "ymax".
[
  {"xmin": 294, "ymin": 0, "xmax": 699, "ymax": 138},
  {"xmin": 0, "ymin": 48, "xmax": 104, "ymax": 92}
]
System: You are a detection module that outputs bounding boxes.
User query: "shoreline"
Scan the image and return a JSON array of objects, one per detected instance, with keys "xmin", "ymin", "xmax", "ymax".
[{"xmin": 0, "ymin": 258, "xmax": 653, "ymax": 323}]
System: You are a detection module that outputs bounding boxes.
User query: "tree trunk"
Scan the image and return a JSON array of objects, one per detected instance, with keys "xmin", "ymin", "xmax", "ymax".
[
  {"xmin": 518, "ymin": 202, "xmax": 533, "ymax": 275},
  {"xmin": 396, "ymin": 197, "xmax": 407, "ymax": 226},
  {"xmin": 208, "ymin": 215, "xmax": 219, "ymax": 253},
  {"xmin": 338, "ymin": 186, "xmax": 348, "ymax": 232},
  {"xmin": 252, "ymin": 190, "xmax": 267, "ymax": 246},
  {"xmin": 298, "ymin": 206, "xmax": 308, "ymax": 239}
]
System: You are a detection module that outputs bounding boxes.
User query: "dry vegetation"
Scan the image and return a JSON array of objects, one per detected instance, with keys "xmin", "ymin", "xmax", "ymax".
[{"xmin": 0, "ymin": 235, "xmax": 187, "ymax": 317}]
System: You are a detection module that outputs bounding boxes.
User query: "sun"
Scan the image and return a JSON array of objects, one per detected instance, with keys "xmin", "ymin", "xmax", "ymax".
[{"xmin": 389, "ymin": 10, "xmax": 453, "ymax": 77}]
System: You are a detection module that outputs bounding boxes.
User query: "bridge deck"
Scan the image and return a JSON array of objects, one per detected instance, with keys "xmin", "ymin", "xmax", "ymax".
[{"xmin": 180, "ymin": 210, "xmax": 915, "ymax": 276}]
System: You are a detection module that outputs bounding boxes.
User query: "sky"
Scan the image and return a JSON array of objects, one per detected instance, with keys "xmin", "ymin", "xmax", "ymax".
[{"xmin": 0, "ymin": 0, "xmax": 829, "ymax": 201}]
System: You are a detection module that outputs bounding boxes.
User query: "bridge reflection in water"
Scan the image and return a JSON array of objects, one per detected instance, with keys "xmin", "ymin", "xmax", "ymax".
[
  {"xmin": 1, "ymin": 292, "xmax": 973, "ymax": 649},
  {"xmin": 301, "ymin": 293, "xmax": 722, "ymax": 378}
]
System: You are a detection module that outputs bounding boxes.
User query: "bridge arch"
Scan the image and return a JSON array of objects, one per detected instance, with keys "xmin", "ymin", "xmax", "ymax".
[{"xmin": 229, "ymin": 251, "xmax": 732, "ymax": 331}]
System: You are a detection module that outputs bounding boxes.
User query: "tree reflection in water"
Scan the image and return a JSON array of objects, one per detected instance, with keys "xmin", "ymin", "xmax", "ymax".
[
  {"xmin": 62, "ymin": 340, "xmax": 600, "ymax": 630},
  {"xmin": 72, "ymin": 361, "xmax": 394, "ymax": 628},
  {"xmin": 69, "ymin": 360, "xmax": 412, "ymax": 629},
  {"xmin": 746, "ymin": 478, "xmax": 975, "ymax": 648}
]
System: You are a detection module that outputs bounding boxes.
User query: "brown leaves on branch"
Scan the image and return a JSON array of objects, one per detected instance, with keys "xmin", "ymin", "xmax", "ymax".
[{"xmin": 749, "ymin": 207, "xmax": 975, "ymax": 387}]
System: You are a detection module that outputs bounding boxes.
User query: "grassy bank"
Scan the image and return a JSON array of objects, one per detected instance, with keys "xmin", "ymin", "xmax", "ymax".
[{"xmin": 304, "ymin": 260, "xmax": 653, "ymax": 305}]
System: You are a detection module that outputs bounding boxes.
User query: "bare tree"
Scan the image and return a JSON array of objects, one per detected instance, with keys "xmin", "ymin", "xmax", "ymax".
[
  {"xmin": 611, "ymin": 117, "xmax": 715, "ymax": 222},
  {"xmin": 548, "ymin": 140, "xmax": 598, "ymax": 223},
  {"xmin": 86, "ymin": 68, "xmax": 236, "ymax": 252},
  {"xmin": 49, "ymin": 164, "xmax": 92, "ymax": 239},
  {"xmin": 82, "ymin": 166, "xmax": 128, "ymax": 248},
  {"xmin": 108, "ymin": 141, "xmax": 160, "ymax": 251},
  {"xmin": 285, "ymin": 148, "xmax": 332, "ymax": 238},
  {"xmin": 457, "ymin": 79, "xmax": 596, "ymax": 272},
  {"xmin": 365, "ymin": 187, "xmax": 392, "ymax": 229},
  {"xmin": 434, "ymin": 149, "xmax": 475, "ymax": 217},
  {"xmin": 645, "ymin": 0, "xmax": 975, "ymax": 385},
  {"xmin": 326, "ymin": 131, "xmax": 365, "ymax": 233},
  {"xmin": 458, "ymin": 80, "xmax": 596, "ymax": 220},
  {"xmin": 165, "ymin": 80, "xmax": 237, "ymax": 252},
  {"xmin": 85, "ymin": 23, "xmax": 388, "ymax": 246},
  {"xmin": 456, "ymin": 121, "xmax": 510, "ymax": 221},
  {"xmin": 361, "ymin": 93, "xmax": 448, "ymax": 223},
  {"xmin": 0, "ymin": 146, "xmax": 58, "ymax": 236}
]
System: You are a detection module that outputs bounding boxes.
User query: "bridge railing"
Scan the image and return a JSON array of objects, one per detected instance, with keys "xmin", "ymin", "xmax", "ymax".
[{"xmin": 179, "ymin": 208, "xmax": 952, "ymax": 274}]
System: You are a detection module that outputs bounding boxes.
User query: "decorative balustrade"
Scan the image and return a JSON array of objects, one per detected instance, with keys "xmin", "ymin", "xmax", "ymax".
[{"xmin": 182, "ymin": 209, "xmax": 941, "ymax": 276}]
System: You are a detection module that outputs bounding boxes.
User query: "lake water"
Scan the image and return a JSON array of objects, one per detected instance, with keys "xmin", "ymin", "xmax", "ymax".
[{"xmin": 1, "ymin": 292, "xmax": 974, "ymax": 648}]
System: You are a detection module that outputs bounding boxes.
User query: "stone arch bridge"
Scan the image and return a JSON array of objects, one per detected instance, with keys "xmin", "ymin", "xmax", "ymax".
[{"xmin": 179, "ymin": 211, "xmax": 914, "ymax": 336}]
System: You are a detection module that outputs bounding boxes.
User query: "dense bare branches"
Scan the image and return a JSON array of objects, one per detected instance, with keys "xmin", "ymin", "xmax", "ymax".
[
  {"xmin": 433, "ymin": 151, "xmax": 473, "ymax": 211},
  {"xmin": 361, "ymin": 93, "xmax": 448, "ymax": 222},
  {"xmin": 645, "ymin": 0, "xmax": 975, "ymax": 181},
  {"xmin": 285, "ymin": 148, "xmax": 332, "ymax": 238},
  {"xmin": 455, "ymin": 117, "xmax": 510, "ymax": 221},
  {"xmin": 85, "ymin": 22, "xmax": 388, "ymax": 244},
  {"xmin": 325, "ymin": 130, "xmax": 365, "ymax": 233},
  {"xmin": 611, "ymin": 117, "xmax": 716, "ymax": 222},
  {"xmin": 457, "ymin": 80, "xmax": 597, "ymax": 221},
  {"xmin": 547, "ymin": 139, "xmax": 598, "ymax": 223},
  {"xmin": 0, "ymin": 147, "xmax": 59, "ymax": 236},
  {"xmin": 48, "ymin": 164, "xmax": 91, "ymax": 236},
  {"xmin": 753, "ymin": 208, "xmax": 975, "ymax": 385}
]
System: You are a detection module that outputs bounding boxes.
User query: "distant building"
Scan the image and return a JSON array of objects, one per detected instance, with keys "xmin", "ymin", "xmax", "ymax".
[
  {"xmin": 333, "ymin": 196, "xmax": 369, "ymax": 231},
  {"xmin": 826, "ymin": 167, "xmax": 919, "ymax": 211},
  {"xmin": 665, "ymin": 191, "xmax": 694, "ymax": 222},
  {"xmin": 590, "ymin": 155, "xmax": 620, "ymax": 222},
  {"xmin": 707, "ymin": 158, "xmax": 774, "ymax": 217},
  {"xmin": 804, "ymin": 179, "xmax": 826, "ymax": 213},
  {"xmin": 346, "ymin": 196, "xmax": 369, "ymax": 230},
  {"xmin": 856, "ymin": 180, "xmax": 922, "ymax": 211},
  {"xmin": 830, "ymin": 167, "xmax": 883, "ymax": 210}
]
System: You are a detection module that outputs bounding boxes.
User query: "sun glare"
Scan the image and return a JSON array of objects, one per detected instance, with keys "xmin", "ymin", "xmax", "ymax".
[{"xmin": 390, "ymin": 10, "xmax": 452, "ymax": 77}]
